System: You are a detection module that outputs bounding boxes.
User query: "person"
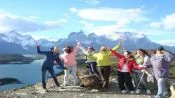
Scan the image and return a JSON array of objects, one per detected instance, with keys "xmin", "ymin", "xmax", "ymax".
[
  {"xmin": 60, "ymin": 41, "xmax": 81, "ymax": 87},
  {"xmin": 133, "ymin": 49, "xmax": 153, "ymax": 94},
  {"xmin": 110, "ymin": 49, "xmax": 145, "ymax": 94},
  {"xmin": 80, "ymin": 46, "xmax": 99, "ymax": 76},
  {"xmin": 37, "ymin": 45, "xmax": 66, "ymax": 92},
  {"xmin": 151, "ymin": 46, "xmax": 174, "ymax": 98},
  {"xmin": 85, "ymin": 43, "xmax": 120, "ymax": 90}
]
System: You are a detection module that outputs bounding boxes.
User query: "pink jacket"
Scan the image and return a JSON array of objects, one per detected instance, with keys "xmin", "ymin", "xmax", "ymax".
[{"xmin": 60, "ymin": 42, "xmax": 80, "ymax": 66}]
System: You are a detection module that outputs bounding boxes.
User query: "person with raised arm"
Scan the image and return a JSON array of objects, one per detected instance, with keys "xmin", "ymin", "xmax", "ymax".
[
  {"xmin": 80, "ymin": 46, "xmax": 99, "ymax": 76},
  {"xmin": 37, "ymin": 45, "xmax": 65, "ymax": 92},
  {"xmin": 60, "ymin": 41, "xmax": 81, "ymax": 87},
  {"xmin": 151, "ymin": 46, "xmax": 174, "ymax": 98},
  {"xmin": 110, "ymin": 49, "xmax": 145, "ymax": 94},
  {"xmin": 83, "ymin": 43, "xmax": 120, "ymax": 90}
]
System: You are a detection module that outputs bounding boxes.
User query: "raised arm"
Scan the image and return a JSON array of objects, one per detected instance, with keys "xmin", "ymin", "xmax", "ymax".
[
  {"xmin": 110, "ymin": 49, "xmax": 123, "ymax": 59},
  {"xmin": 80, "ymin": 46, "xmax": 89, "ymax": 55},
  {"xmin": 37, "ymin": 46, "xmax": 49, "ymax": 55},
  {"xmin": 72, "ymin": 41, "xmax": 81, "ymax": 54},
  {"xmin": 163, "ymin": 51, "xmax": 174, "ymax": 63},
  {"xmin": 109, "ymin": 44, "xmax": 120, "ymax": 55}
]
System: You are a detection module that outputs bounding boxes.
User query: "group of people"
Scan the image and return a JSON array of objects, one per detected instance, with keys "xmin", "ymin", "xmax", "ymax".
[{"xmin": 36, "ymin": 41, "xmax": 174, "ymax": 98}]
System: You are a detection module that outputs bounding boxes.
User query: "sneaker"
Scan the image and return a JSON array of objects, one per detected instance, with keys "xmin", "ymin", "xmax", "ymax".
[
  {"xmin": 146, "ymin": 89, "xmax": 151, "ymax": 94},
  {"xmin": 130, "ymin": 91, "xmax": 134, "ymax": 94},
  {"xmin": 37, "ymin": 88, "xmax": 47, "ymax": 94},
  {"xmin": 61, "ymin": 83, "xmax": 68, "ymax": 87},
  {"xmin": 135, "ymin": 89, "xmax": 140, "ymax": 94},
  {"xmin": 121, "ymin": 90, "xmax": 127, "ymax": 93}
]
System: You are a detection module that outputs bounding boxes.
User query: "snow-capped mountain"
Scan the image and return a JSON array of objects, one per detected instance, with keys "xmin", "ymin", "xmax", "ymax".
[
  {"xmin": 0, "ymin": 30, "xmax": 36, "ymax": 49},
  {"xmin": 0, "ymin": 30, "xmax": 175, "ymax": 54}
]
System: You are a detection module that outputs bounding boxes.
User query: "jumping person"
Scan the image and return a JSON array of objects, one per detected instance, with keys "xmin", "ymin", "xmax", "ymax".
[
  {"xmin": 80, "ymin": 46, "xmax": 99, "ymax": 76},
  {"xmin": 151, "ymin": 47, "xmax": 174, "ymax": 98},
  {"xmin": 110, "ymin": 50, "xmax": 145, "ymax": 94},
  {"xmin": 37, "ymin": 45, "xmax": 65, "ymax": 92},
  {"xmin": 133, "ymin": 49, "xmax": 153, "ymax": 94},
  {"xmin": 60, "ymin": 41, "xmax": 81, "ymax": 87},
  {"xmin": 85, "ymin": 43, "xmax": 120, "ymax": 90}
]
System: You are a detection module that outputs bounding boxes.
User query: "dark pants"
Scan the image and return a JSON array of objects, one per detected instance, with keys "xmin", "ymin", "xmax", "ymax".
[
  {"xmin": 98, "ymin": 66, "xmax": 111, "ymax": 89},
  {"xmin": 87, "ymin": 62, "xmax": 99, "ymax": 75},
  {"xmin": 41, "ymin": 67, "xmax": 60, "ymax": 89},
  {"xmin": 117, "ymin": 71, "xmax": 134, "ymax": 91}
]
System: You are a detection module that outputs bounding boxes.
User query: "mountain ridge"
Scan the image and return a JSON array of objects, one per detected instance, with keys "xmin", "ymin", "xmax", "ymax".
[{"xmin": 0, "ymin": 31, "xmax": 174, "ymax": 54}]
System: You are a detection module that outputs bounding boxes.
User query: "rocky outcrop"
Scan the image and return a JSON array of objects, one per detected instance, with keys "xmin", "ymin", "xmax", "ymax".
[
  {"xmin": 79, "ymin": 74, "xmax": 102, "ymax": 89},
  {"xmin": 0, "ymin": 78, "xmax": 22, "ymax": 86}
]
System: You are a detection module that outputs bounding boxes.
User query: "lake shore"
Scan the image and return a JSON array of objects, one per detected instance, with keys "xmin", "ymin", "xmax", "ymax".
[{"xmin": 0, "ymin": 67, "xmax": 156, "ymax": 98}]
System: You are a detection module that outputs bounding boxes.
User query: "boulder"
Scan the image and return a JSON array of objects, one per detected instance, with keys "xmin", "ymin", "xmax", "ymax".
[
  {"xmin": 79, "ymin": 74, "xmax": 102, "ymax": 89},
  {"xmin": 0, "ymin": 78, "xmax": 22, "ymax": 86}
]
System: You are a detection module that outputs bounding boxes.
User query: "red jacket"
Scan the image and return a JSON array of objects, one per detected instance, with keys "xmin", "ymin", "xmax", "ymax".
[{"xmin": 110, "ymin": 49, "xmax": 144, "ymax": 73}]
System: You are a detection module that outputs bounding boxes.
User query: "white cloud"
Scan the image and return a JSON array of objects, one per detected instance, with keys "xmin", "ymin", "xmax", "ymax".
[
  {"xmin": 150, "ymin": 13, "xmax": 175, "ymax": 30},
  {"xmin": 79, "ymin": 21, "xmax": 125, "ymax": 40},
  {"xmin": 75, "ymin": 7, "xmax": 148, "ymax": 38},
  {"xmin": 76, "ymin": 8, "xmax": 148, "ymax": 22},
  {"xmin": 82, "ymin": 0, "xmax": 100, "ymax": 5},
  {"xmin": 149, "ymin": 22, "xmax": 161, "ymax": 28},
  {"xmin": 69, "ymin": 7, "xmax": 78, "ymax": 13},
  {"xmin": 0, "ymin": 11, "xmax": 65, "ymax": 32},
  {"xmin": 162, "ymin": 13, "xmax": 175, "ymax": 29},
  {"xmin": 79, "ymin": 20, "xmax": 94, "ymax": 28},
  {"xmin": 157, "ymin": 40, "xmax": 175, "ymax": 46}
]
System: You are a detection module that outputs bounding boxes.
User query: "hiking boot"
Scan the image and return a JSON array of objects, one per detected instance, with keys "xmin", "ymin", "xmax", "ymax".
[{"xmin": 121, "ymin": 90, "xmax": 127, "ymax": 93}]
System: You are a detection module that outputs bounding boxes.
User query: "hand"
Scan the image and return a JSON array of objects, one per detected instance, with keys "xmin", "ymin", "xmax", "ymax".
[
  {"xmin": 61, "ymin": 66, "xmax": 67, "ymax": 70},
  {"xmin": 77, "ymin": 41, "xmax": 81, "ymax": 46},
  {"xmin": 36, "ymin": 45, "xmax": 40, "ymax": 47},
  {"xmin": 107, "ymin": 46, "xmax": 111, "ymax": 51},
  {"xmin": 141, "ymin": 69, "xmax": 145, "ymax": 72},
  {"xmin": 53, "ymin": 61, "xmax": 57, "ymax": 64}
]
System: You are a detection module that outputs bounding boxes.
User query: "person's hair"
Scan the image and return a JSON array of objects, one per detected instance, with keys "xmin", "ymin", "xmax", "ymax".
[
  {"xmin": 50, "ymin": 46, "xmax": 59, "ymax": 53},
  {"xmin": 137, "ymin": 48, "xmax": 150, "ymax": 57},
  {"xmin": 124, "ymin": 51, "xmax": 135, "ymax": 59},
  {"xmin": 88, "ymin": 46, "xmax": 95, "ymax": 51},
  {"xmin": 64, "ymin": 46, "xmax": 73, "ymax": 54},
  {"xmin": 157, "ymin": 46, "xmax": 164, "ymax": 51}
]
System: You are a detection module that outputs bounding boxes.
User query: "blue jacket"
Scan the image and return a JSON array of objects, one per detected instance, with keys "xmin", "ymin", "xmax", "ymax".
[
  {"xmin": 151, "ymin": 51, "xmax": 174, "ymax": 79},
  {"xmin": 37, "ymin": 46, "xmax": 64, "ymax": 69}
]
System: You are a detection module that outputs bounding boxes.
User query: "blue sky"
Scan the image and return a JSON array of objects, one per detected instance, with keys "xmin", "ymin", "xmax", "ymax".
[{"xmin": 0, "ymin": 0, "xmax": 175, "ymax": 46}]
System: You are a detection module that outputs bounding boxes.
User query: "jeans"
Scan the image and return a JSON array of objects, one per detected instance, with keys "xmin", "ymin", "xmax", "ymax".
[
  {"xmin": 155, "ymin": 78, "xmax": 168, "ymax": 98},
  {"xmin": 64, "ymin": 65, "xmax": 78, "ymax": 85},
  {"xmin": 41, "ymin": 67, "xmax": 60, "ymax": 89}
]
